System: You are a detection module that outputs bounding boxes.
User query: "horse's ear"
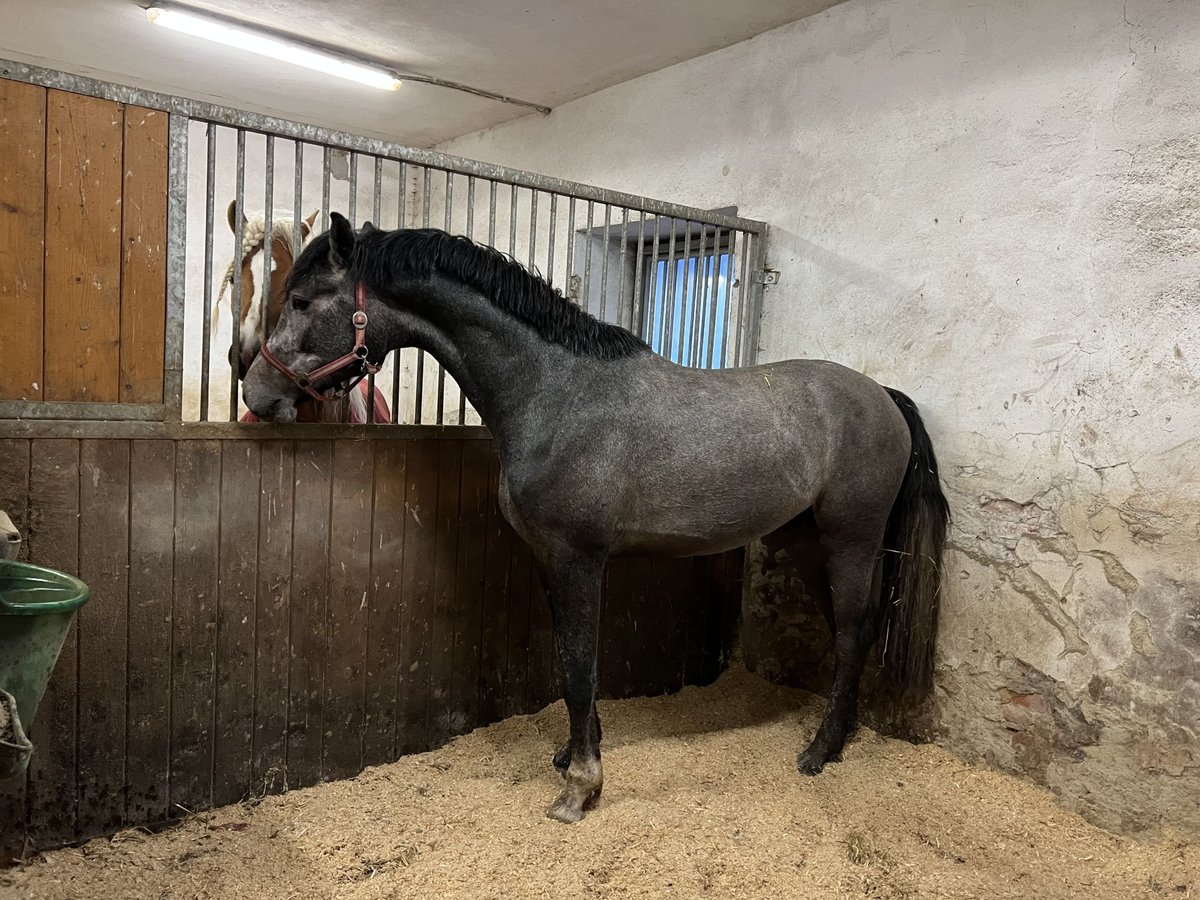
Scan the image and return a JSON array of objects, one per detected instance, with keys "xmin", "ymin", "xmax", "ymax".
[
  {"xmin": 302, "ymin": 208, "xmax": 319, "ymax": 235},
  {"xmin": 227, "ymin": 199, "xmax": 246, "ymax": 234},
  {"xmin": 361, "ymin": 220, "xmax": 376, "ymax": 233},
  {"xmin": 328, "ymin": 212, "xmax": 356, "ymax": 269}
]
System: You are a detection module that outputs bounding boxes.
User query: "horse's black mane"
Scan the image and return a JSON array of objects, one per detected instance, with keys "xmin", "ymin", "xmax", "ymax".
[{"xmin": 292, "ymin": 227, "xmax": 649, "ymax": 360}]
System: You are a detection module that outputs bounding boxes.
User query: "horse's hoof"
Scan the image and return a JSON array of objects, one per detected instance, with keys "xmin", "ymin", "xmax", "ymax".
[
  {"xmin": 545, "ymin": 785, "xmax": 601, "ymax": 824},
  {"xmin": 552, "ymin": 743, "xmax": 570, "ymax": 774},
  {"xmin": 797, "ymin": 749, "xmax": 826, "ymax": 776},
  {"xmin": 546, "ymin": 794, "xmax": 587, "ymax": 824}
]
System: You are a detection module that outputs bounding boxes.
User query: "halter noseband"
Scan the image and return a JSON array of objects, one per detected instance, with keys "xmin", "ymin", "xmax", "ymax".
[{"xmin": 258, "ymin": 282, "xmax": 381, "ymax": 403}]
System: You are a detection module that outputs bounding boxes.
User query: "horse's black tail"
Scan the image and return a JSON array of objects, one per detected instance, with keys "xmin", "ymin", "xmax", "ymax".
[{"xmin": 878, "ymin": 388, "xmax": 950, "ymax": 698}]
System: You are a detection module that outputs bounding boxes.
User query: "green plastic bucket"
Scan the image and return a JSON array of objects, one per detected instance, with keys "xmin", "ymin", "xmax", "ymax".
[{"xmin": 0, "ymin": 560, "xmax": 90, "ymax": 781}]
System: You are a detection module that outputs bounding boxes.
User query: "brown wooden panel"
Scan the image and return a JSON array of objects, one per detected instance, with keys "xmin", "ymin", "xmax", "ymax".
[
  {"xmin": 126, "ymin": 440, "xmax": 175, "ymax": 826},
  {"xmin": 364, "ymin": 441, "xmax": 406, "ymax": 766},
  {"xmin": 24, "ymin": 440, "xmax": 80, "ymax": 848},
  {"xmin": 0, "ymin": 80, "xmax": 46, "ymax": 402},
  {"xmin": 119, "ymin": 106, "xmax": 167, "ymax": 404},
  {"xmin": 286, "ymin": 440, "xmax": 331, "ymax": 786},
  {"xmin": 44, "ymin": 91, "xmax": 124, "ymax": 402},
  {"xmin": 504, "ymin": 540, "xmax": 534, "ymax": 717},
  {"xmin": 254, "ymin": 440, "xmax": 293, "ymax": 794},
  {"xmin": 396, "ymin": 440, "xmax": 437, "ymax": 755},
  {"xmin": 477, "ymin": 454, "xmax": 512, "ymax": 724},
  {"xmin": 171, "ymin": 440, "xmax": 220, "ymax": 813},
  {"xmin": 526, "ymin": 567, "xmax": 556, "ymax": 712},
  {"xmin": 600, "ymin": 558, "xmax": 637, "ymax": 698},
  {"xmin": 212, "ymin": 441, "xmax": 259, "ymax": 806},
  {"xmin": 450, "ymin": 439, "xmax": 490, "ymax": 735},
  {"xmin": 428, "ymin": 440, "xmax": 461, "ymax": 746},
  {"xmin": 77, "ymin": 439, "xmax": 130, "ymax": 837},
  {"xmin": 0, "ymin": 439, "xmax": 31, "ymax": 861},
  {"xmin": 323, "ymin": 439, "xmax": 374, "ymax": 779}
]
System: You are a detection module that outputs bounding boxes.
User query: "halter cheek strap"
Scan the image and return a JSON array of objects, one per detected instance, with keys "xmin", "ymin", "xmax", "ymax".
[{"xmin": 258, "ymin": 282, "xmax": 381, "ymax": 403}]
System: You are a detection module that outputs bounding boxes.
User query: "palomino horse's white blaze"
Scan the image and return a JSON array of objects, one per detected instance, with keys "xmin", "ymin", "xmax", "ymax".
[{"xmin": 214, "ymin": 201, "xmax": 319, "ymax": 369}]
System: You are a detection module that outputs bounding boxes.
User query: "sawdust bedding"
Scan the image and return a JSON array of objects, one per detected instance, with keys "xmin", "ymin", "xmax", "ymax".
[{"xmin": 2, "ymin": 667, "xmax": 1195, "ymax": 900}]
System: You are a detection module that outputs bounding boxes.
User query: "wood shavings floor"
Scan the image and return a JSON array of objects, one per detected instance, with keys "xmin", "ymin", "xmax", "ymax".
[{"xmin": 3, "ymin": 667, "xmax": 1195, "ymax": 900}]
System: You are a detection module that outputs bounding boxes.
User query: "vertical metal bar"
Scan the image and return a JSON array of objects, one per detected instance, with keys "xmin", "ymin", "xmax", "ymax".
[
  {"xmin": 689, "ymin": 224, "xmax": 708, "ymax": 368},
  {"xmin": 720, "ymin": 233, "xmax": 735, "ymax": 369},
  {"xmin": 437, "ymin": 171, "xmax": 452, "ymax": 424},
  {"xmin": 415, "ymin": 167, "xmax": 431, "ymax": 423},
  {"xmin": 616, "ymin": 207, "xmax": 629, "ymax": 329},
  {"xmin": 199, "ymin": 123, "xmax": 216, "ymax": 421},
  {"xmin": 581, "ymin": 201, "xmax": 594, "ymax": 314},
  {"xmin": 369, "ymin": 155, "xmax": 383, "ymax": 420},
  {"xmin": 565, "ymin": 196, "xmax": 577, "ymax": 298},
  {"xmin": 705, "ymin": 227, "xmax": 724, "ymax": 369},
  {"xmin": 488, "ymin": 180, "xmax": 497, "ymax": 245},
  {"xmin": 547, "ymin": 193, "xmax": 558, "ymax": 287},
  {"xmin": 508, "ymin": 184, "xmax": 518, "ymax": 255},
  {"xmin": 662, "ymin": 217, "xmax": 679, "ymax": 363},
  {"xmin": 348, "ymin": 152, "xmax": 358, "ymax": 224},
  {"xmin": 393, "ymin": 161, "xmax": 406, "ymax": 421},
  {"xmin": 646, "ymin": 216, "xmax": 662, "ymax": 349},
  {"xmin": 459, "ymin": 175, "xmax": 476, "ymax": 425},
  {"xmin": 259, "ymin": 136, "xmax": 274, "ymax": 346},
  {"xmin": 528, "ymin": 188, "xmax": 538, "ymax": 269},
  {"xmin": 743, "ymin": 227, "xmax": 770, "ymax": 368},
  {"xmin": 292, "ymin": 141, "xmax": 304, "ymax": 259},
  {"xmin": 598, "ymin": 204, "xmax": 611, "ymax": 322},
  {"xmin": 733, "ymin": 231, "xmax": 752, "ymax": 367},
  {"xmin": 630, "ymin": 210, "xmax": 647, "ymax": 337},
  {"xmin": 397, "ymin": 161, "xmax": 408, "ymax": 226},
  {"xmin": 229, "ymin": 128, "xmax": 247, "ymax": 421},
  {"xmin": 678, "ymin": 220, "xmax": 693, "ymax": 365},
  {"xmin": 164, "ymin": 113, "xmax": 190, "ymax": 423},
  {"xmin": 321, "ymin": 146, "xmax": 331, "ymax": 232}
]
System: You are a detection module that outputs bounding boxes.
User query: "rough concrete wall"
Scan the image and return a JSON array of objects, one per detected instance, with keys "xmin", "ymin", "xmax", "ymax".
[{"xmin": 438, "ymin": 0, "xmax": 1200, "ymax": 837}]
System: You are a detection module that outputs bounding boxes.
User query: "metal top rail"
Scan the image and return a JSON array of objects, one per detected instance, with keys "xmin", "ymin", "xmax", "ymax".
[{"xmin": 1, "ymin": 58, "xmax": 767, "ymax": 235}]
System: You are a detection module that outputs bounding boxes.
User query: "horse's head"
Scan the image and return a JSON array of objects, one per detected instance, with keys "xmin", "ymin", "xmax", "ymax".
[
  {"xmin": 242, "ymin": 213, "xmax": 397, "ymax": 422},
  {"xmin": 223, "ymin": 201, "xmax": 319, "ymax": 378}
]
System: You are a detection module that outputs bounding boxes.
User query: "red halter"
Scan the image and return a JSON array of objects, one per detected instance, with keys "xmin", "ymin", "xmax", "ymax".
[{"xmin": 258, "ymin": 282, "xmax": 381, "ymax": 403}]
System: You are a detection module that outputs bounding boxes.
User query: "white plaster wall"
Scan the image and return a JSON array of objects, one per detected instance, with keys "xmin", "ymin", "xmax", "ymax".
[{"xmin": 439, "ymin": 0, "xmax": 1200, "ymax": 835}]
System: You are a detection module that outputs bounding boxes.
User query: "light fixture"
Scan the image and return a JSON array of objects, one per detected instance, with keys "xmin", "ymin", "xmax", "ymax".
[{"xmin": 145, "ymin": 4, "xmax": 402, "ymax": 91}]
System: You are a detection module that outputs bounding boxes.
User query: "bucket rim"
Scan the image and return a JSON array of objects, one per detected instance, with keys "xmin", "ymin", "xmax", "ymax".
[{"xmin": 0, "ymin": 559, "xmax": 90, "ymax": 615}]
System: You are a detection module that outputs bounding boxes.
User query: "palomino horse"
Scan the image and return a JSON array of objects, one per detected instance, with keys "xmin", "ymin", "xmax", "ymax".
[
  {"xmin": 242, "ymin": 214, "xmax": 950, "ymax": 824},
  {"xmin": 217, "ymin": 202, "xmax": 389, "ymax": 423}
]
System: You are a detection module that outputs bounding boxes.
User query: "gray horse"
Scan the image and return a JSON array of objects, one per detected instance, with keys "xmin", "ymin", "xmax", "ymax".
[{"xmin": 242, "ymin": 213, "xmax": 950, "ymax": 824}]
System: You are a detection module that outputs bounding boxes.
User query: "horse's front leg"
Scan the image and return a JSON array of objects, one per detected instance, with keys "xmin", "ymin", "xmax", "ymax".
[{"xmin": 537, "ymin": 548, "xmax": 606, "ymax": 823}]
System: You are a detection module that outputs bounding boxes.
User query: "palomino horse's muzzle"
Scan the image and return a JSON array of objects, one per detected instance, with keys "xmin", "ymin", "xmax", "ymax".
[{"xmin": 258, "ymin": 282, "xmax": 381, "ymax": 403}]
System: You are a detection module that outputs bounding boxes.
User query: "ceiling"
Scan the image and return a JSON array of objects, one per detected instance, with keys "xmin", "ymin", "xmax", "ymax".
[{"xmin": 0, "ymin": 0, "xmax": 844, "ymax": 147}]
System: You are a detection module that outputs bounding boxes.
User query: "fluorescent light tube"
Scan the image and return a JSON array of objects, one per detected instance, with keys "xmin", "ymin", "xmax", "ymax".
[{"xmin": 146, "ymin": 5, "xmax": 402, "ymax": 91}]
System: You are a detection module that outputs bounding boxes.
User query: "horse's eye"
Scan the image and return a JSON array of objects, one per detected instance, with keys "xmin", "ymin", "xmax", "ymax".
[{"xmin": 291, "ymin": 297, "xmax": 310, "ymax": 311}]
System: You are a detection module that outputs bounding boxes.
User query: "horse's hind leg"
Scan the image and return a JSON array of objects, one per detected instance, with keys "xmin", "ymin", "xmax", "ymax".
[
  {"xmin": 796, "ymin": 526, "xmax": 885, "ymax": 775},
  {"xmin": 537, "ymin": 549, "xmax": 606, "ymax": 823}
]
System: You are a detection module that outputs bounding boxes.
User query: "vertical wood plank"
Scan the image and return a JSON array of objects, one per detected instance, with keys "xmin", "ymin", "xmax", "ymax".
[
  {"xmin": 525, "ymin": 568, "xmax": 556, "ymax": 712},
  {"xmin": 44, "ymin": 91, "xmax": 123, "ymax": 402},
  {"xmin": 450, "ymin": 440, "xmax": 489, "ymax": 736},
  {"xmin": 126, "ymin": 440, "xmax": 174, "ymax": 827},
  {"xmin": 705, "ymin": 549, "xmax": 744, "ymax": 684},
  {"xmin": 254, "ymin": 440, "xmax": 293, "ymax": 794},
  {"xmin": 24, "ymin": 440, "xmax": 80, "ymax": 848},
  {"xmin": 171, "ymin": 440, "xmax": 220, "ymax": 814},
  {"xmin": 119, "ymin": 106, "xmax": 167, "ymax": 404},
  {"xmin": 0, "ymin": 80, "xmax": 46, "ymax": 401},
  {"xmin": 286, "ymin": 440, "xmax": 331, "ymax": 787},
  {"xmin": 477, "ymin": 454, "xmax": 512, "ymax": 725},
  {"xmin": 323, "ymin": 439, "xmax": 374, "ymax": 779},
  {"xmin": 76, "ymin": 439, "xmax": 130, "ymax": 839},
  {"xmin": 0, "ymin": 439, "xmax": 31, "ymax": 860},
  {"xmin": 212, "ymin": 441, "xmax": 259, "ymax": 807},
  {"xmin": 428, "ymin": 440, "xmax": 462, "ymax": 746},
  {"xmin": 396, "ymin": 440, "xmax": 437, "ymax": 755},
  {"xmin": 600, "ymin": 558, "xmax": 638, "ymax": 699},
  {"xmin": 364, "ymin": 441, "xmax": 406, "ymax": 766},
  {"xmin": 504, "ymin": 540, "xmax": 533, "ymax": 717}
]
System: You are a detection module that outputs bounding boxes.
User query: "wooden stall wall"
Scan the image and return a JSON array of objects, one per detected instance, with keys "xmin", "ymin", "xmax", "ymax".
[
  {"xmin": 0, "ymin": 78, "xmax": 167, "ymax": 405},
  {"xmin": 0, "ymin": 435, "xmax": 741, "ymax": 857}
]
